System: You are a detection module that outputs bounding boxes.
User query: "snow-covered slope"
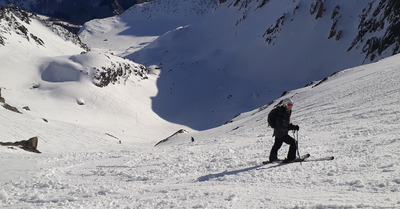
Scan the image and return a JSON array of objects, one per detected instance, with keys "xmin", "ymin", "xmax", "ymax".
[
  {"xmin": 79, "ymin": 0, "xmax": 219, "ymax": 56},
  {"xmin": 1, "ymin": 43, "xmax": 399, "ymax": 209},
  {"xmin": 81, "ymin": 0, "xmax": 400, "ymax": 130},
  {"xmin": 0, "ymin": 5, "xmax": 189, "ymax": 143}
]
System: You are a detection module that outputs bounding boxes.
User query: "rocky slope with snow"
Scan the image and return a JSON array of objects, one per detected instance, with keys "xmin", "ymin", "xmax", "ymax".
[{"xmin": 0, "ymin": 4, "xmax": 87, "ymax": 49}]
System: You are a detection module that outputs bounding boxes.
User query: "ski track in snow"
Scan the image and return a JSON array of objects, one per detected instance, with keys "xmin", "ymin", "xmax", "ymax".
[{"xmin": 1, "ymin": 131, "xmax": 398, "ymax": 208}]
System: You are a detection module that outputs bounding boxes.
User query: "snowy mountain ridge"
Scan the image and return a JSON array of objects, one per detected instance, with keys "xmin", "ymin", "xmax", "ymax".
[
  {"xmin": 0, "ymin": 0, "xmax": 140, "ymax": 24},
  {"xmin": 0, "ymin": 4, "xmax": 87, "ymax": 49}
]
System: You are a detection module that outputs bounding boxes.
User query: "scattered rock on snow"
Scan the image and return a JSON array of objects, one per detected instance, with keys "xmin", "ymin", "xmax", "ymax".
[
  {"xmin": 76, "ymin": 98, "xmax": 85, "ymax": 105},
  {"xmin": 155, "ymin": 129, "xmax": 189, "ymax": 146},
  {"xmin": 0, "ymin": 88, "xmax": 4, "ymax": 103},
  {"xmin": 2, "ymin": 103, "xmax": 22, "ymax": 114}
]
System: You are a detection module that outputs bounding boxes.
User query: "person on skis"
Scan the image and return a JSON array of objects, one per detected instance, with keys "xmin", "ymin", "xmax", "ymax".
[{"xmin": 269, "ymin": 98, "xmax": 300, "ymax": 162}]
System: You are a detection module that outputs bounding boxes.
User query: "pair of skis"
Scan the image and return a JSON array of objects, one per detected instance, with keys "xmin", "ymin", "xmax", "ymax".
[
  {"xmin": 262, "ymin": 153, "xmax": 334, "ymax": 165},
  {"xmin": 261, "ymin": 131, "xmax": 334, "ymax": 165}
]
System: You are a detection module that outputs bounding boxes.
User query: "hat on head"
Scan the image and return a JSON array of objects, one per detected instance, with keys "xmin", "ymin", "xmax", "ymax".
[{"xmin": 282, "ymin": 98, "xmax": 293, "ymax": 106}]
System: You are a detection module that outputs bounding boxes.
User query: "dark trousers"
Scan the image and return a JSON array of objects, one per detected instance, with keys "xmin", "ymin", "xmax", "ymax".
[{"xmin": 269, "ymin": 134, "xmax": 297, "ymax": 161}]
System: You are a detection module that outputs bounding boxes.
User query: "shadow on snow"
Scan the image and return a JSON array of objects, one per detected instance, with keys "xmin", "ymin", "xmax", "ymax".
[{"xmin": 197, "ymin": 163, "xmax": 288, "ymax": 182}]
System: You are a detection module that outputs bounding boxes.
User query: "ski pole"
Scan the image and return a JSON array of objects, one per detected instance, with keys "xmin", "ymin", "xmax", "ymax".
[
  {"xmin": 293, "ymin": 130, "xmax": 301, "ymax": 160},
  {"xmin": 296, "ymin": 130, "xmax": 301, "ymax": 159}
]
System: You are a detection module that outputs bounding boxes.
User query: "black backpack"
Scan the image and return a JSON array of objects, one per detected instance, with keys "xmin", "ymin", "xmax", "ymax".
[{"xmin": 268, "ymin": 107, "xmax": 279, "ymax": 128}]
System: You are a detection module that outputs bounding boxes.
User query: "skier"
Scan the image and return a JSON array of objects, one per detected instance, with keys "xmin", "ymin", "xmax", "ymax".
[{"xmin": 269, "ymin": 98, "xmax": 299, "ymax": 162}]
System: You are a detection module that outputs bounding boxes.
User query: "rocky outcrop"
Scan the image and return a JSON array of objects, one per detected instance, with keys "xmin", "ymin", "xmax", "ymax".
[
  {"xmin": 310, "ymin": 0, "xmax": 324, "ymax": 19},
  {"xmin": 0, "ymin": 136, "xmax": 41, "ymax": 153},
  {"xmin": 328, "ymin": 5, "xmax": 342, "ymax": 41},
  {"xmin": 263, "ymin": 15, "xmax": 285, "ymax": 45},
  {"xmin": 2, "ymin": 103, "xmax": 22, "ymax": 114},
  {"xmin": 92, "ymin": 61, "xmax": 148, "ymax": 88}
]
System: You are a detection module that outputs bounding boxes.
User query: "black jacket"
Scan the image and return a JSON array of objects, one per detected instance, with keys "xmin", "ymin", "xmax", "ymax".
[{"xmin": 273, "ymin": 106, "xmax": 296, "ymax": 138}]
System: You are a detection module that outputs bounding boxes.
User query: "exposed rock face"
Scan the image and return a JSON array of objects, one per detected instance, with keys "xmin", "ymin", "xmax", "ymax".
[{"xmin": 348, "ymin": 0, "xmax": 400, "ymax": 61}]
